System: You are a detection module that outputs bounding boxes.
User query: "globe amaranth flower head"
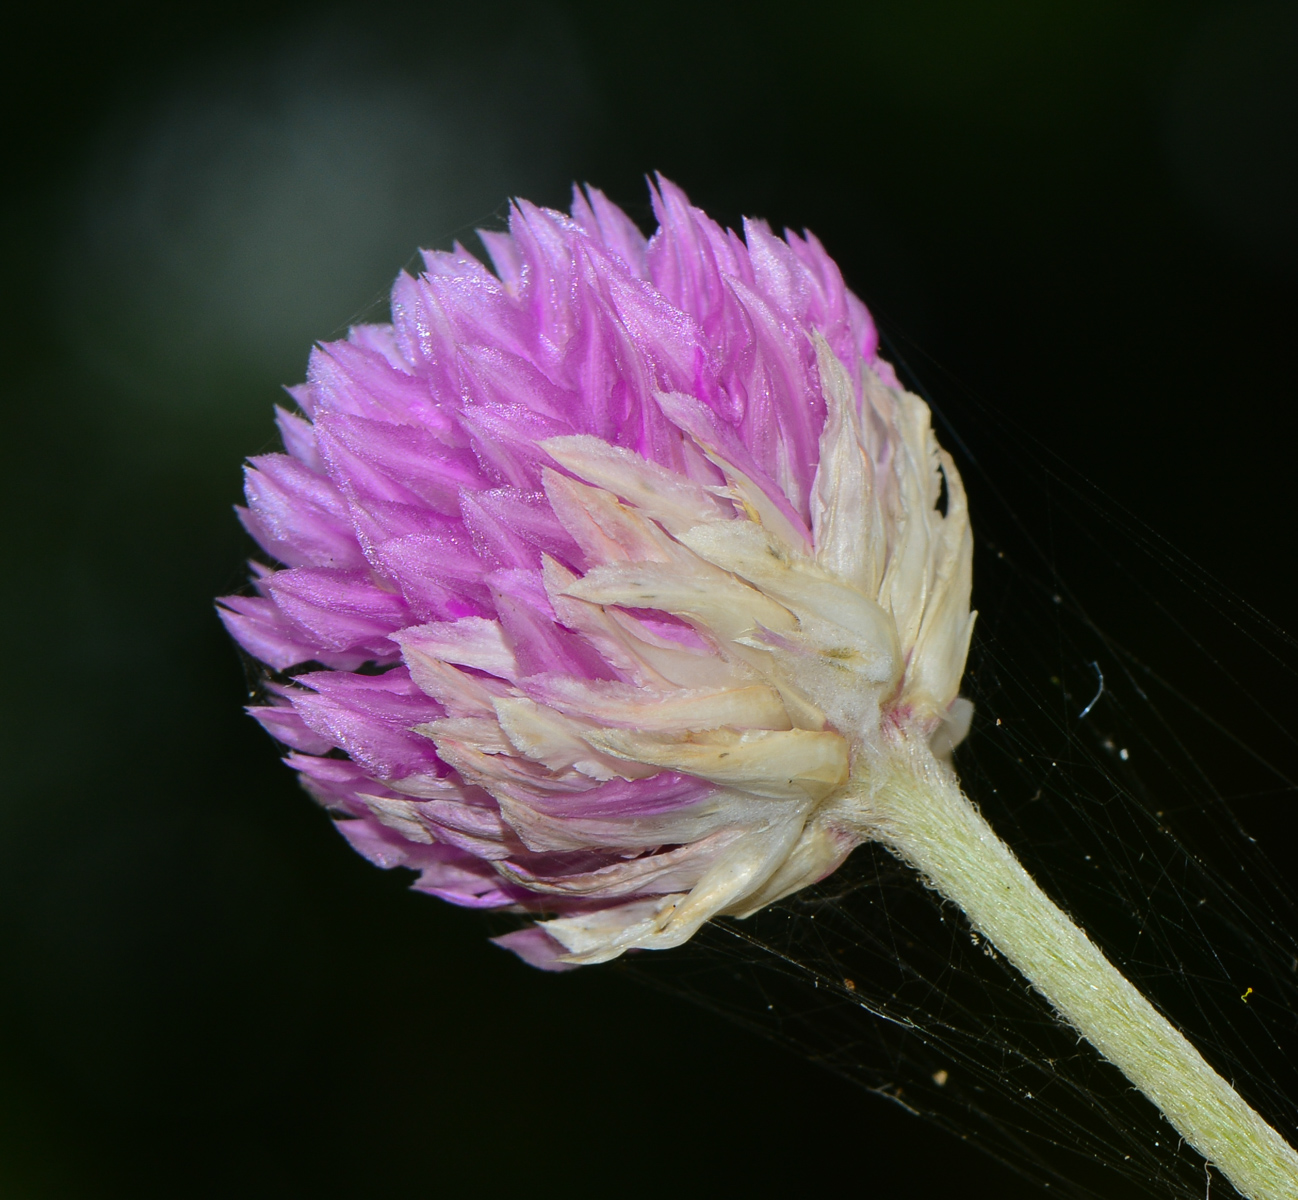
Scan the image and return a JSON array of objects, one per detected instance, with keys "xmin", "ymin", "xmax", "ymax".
[{"xmin": 218, "ymin": 175, "xmax": 975, "ymax": 971}]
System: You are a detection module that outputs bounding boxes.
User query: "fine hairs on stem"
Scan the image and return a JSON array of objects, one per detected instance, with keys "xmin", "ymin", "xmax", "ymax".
[{"xmin": 840, "ymin": 740, "xmax": 1298, "ymax": 1200}]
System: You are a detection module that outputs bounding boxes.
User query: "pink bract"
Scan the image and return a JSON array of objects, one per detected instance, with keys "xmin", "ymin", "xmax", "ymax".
[{"xmin": 218, "ymin": 176, "xmax": 900, "ymax": 969}]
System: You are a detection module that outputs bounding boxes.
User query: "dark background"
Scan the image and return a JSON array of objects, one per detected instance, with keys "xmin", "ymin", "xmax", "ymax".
[{"xmin": 3, "ymin": 2, "xmax": 1296, "ymax": 1196}]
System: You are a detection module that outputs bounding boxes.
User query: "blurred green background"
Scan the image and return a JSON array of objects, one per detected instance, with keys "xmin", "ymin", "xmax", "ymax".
[{"xmin": 2, "ymin": 1, "xmax": 1296, "ymax": 1196}]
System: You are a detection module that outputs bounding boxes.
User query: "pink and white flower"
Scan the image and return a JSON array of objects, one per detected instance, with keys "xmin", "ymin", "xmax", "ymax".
[{"xmin": 218, "ymin": 176, "xmax": 974, "ymax": 969}]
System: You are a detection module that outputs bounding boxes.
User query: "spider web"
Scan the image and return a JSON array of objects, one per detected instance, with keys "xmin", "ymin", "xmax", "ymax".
[{"xmin": 606, "ymin": 337, "xmax": 1298, "ymax": 1198}]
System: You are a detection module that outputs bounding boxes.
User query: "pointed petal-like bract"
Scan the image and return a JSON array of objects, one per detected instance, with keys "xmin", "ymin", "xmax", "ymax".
[{"xmin": 220, "ymin": 177, "xmax": 974, "ymax": 967}]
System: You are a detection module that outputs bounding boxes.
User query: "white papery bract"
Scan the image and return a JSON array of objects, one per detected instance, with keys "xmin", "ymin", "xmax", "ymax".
[{"xmin": 532, "ymin": 336, "xmax": 976, "ymax": 964}]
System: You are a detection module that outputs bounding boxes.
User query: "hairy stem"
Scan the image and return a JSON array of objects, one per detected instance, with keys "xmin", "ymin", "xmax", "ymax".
[{"xmin": 852, "ymin": 743, "xmax": 1298, "ymax": 1200}]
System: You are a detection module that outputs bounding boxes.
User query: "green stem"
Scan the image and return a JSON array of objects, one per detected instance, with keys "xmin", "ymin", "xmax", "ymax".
[{"xmin": 850, "ymin": 743, "xmax": 1298, "ymax": 1200}]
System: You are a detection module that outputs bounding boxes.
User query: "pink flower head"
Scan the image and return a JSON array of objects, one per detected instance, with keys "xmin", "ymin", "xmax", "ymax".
[{"xmin": 219, "ymin": 176, "xmax": 974, "ymax": 970}]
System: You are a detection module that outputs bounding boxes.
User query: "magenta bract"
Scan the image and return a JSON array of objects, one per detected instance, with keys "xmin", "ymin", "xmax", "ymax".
[{"xmin": 218, "ymin": 176, "xmax": 924, "ymax": 969}]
